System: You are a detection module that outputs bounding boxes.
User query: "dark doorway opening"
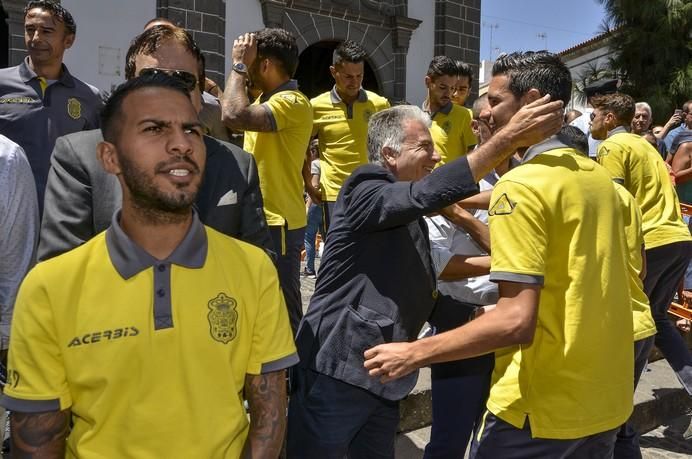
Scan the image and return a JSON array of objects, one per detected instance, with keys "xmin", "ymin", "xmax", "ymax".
[
  {"xmin": 294, "ymin": 41, "xmax": 379, "ymax": 99},
  {"xmin": 0, "ymin": 4, "xmax": 8, "ymax": 68}
]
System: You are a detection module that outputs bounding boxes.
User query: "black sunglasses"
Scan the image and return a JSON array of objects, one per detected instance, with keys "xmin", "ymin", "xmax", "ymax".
[{"xmin": 139, "ymin": 68, "xmax": 198, "ymax": 91}]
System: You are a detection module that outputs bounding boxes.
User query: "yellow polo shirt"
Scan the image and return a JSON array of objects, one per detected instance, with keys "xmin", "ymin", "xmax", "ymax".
[
  {"xmin": 487, "ymin": 143, "xmax": 633, "ymax": 439},
  {"xmin": 426, "ymin": 102, "xmax": 474, "ymax": 166},
  {"xmin": 614, "ymin": 182, "xmax": 656, "ymax": 341},
  {"xmin": 2, "ymin": 215, "xmax": 298, "ymax": 458},
  {"xmin": 311, "ymin": 88, "xmax": 389, "ymax": 201},
  {"xmin": 597, "ymin": 127, "xmax": 690, "ymax": 249},
  {"xmin": 244, "ymin": 80, "xmax": 312, "ymax": 229}
]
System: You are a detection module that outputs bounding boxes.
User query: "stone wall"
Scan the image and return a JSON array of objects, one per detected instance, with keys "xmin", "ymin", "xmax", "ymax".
[{"xmin": 157, "ymin": 0, "xmax": 226, "ymax": 86}]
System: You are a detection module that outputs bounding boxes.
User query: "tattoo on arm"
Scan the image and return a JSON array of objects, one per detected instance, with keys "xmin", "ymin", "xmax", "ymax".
[
  {"xmin": 11, "ymin": 410, "xmax": 70, "ymax": 458},
  {"xmin": 241, "ymin": 370, "xmax": 287, "ymax": 459},
  {"xmin": 222, "ymin": 72, "xmax": 274, "ymax": 132}
]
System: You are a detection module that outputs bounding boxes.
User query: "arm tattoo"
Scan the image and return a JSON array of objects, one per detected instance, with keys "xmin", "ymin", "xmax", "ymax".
[
  {"xmin": 222, "ymin": 73, "xmax": 274, "ymax": 132},
  {"xmin": 242, "ymin": 370, "xmax": 287, "ymax": 459},
  {"xmin": 11, "ymin": 410, "xmax": 70, "ymax": 458}
]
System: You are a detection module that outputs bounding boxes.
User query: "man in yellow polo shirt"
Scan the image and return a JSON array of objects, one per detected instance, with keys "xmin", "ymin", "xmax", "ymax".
[
  {"xmin": 365, "ymin": 51, "xmax": 634, "ymax": 457},
  {"xmin": 310, "ymin": 40, "xmax": 390, "ymax": 231},
  {"xmin": 1, "ymin": 74, "xmax": 297, "ymax": 458},
  {"xmin": 592, "ymin": 93, "xmax": 692, "ymax": 396},
  {"xmin": 222, "ymin": 28, "xmax": 312, "ymax": 333},
  {"xmin": 423, "ymin": 56, "xmax": 475, "ymax": 166},
  {"xmin": 452, "ymin": 59, "xmax": 478, "ymax": 150}
]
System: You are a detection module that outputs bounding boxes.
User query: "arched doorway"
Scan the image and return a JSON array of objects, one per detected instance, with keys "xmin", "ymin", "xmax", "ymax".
[{"xmin": 294, "ymin": 41, "xmax": 380, "ymax": 99}]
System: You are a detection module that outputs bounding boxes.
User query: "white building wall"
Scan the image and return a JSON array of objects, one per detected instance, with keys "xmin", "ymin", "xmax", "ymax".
[
  {"xmin": 61, "ymin": 0, "xmax": 157, "ymax": 93},
  {"xmin": 225, "ymin": 0, "xmax": 265, "ymax": 79},
  {"xmin": 405, "ymin": 2, "xmax": 435, "ymax": 106}
]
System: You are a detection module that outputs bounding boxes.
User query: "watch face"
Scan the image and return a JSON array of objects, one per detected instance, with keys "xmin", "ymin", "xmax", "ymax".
[{"xmin": 234, "ymin": 63, "xmax": 247, "ymax": 73}]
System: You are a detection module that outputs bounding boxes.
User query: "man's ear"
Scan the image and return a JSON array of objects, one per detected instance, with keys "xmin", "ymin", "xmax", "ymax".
[
  {"xmin": 424, "ymin": 75, "xmax": 431, "ymax": 89},
  {"xmin": 329, "ymin": 65, "xmax": 337, "ymax": 80},
  {"xmin": 471, "ymin": 119, "xmax": 481, "ymax": 137},
  {"xmin": 381, "ymin": 146, "xmax": 397, "ymax": 167},
  {"xmin": 521, "ymin": 88, "xmax": 542, "ymax": 105},
  {"xmin": 97, "ymin": 141, "xmax": 121, "ymax": 175},
  {"xmin": 63, "ymin": 33, "xmax": 75, "ymax": 50}
]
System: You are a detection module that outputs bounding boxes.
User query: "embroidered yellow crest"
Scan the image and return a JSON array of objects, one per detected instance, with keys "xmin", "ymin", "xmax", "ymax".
[
  {"xmin": 207, "ymin": 293, "xmax": 238, "ymax": 344},
  {"xmin": 67, "ymin": 98, "xmax": 81, "ymax": 120},
  {"xmin": 488, "ymin": 193, "xmax": 516, "ymax": 216}
]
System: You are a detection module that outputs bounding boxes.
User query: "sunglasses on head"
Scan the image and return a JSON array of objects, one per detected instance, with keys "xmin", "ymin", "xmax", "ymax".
[{"xmin": 139, "ymin": 68, "xmax": 198, "ymax": 91}]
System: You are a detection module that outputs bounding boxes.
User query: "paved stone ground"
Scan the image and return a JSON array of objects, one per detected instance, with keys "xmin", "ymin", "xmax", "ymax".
[{"xmin": 299, "ymin": 261, "xmax": 692, "ymax": 457}]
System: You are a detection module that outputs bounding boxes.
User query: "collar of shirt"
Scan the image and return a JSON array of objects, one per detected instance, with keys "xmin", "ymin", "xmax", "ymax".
[
  {"xmin": 18, "ymin": 56, "xmax": 75, "ymax": 88},
  {"xmin": 422, "ymin": 100, "xmax": 453, "ymax": 118},
  {"xmin": 330, "ymin": 86, "xmax": 368, "ymax": 105},
  {"xmin": 522, "ymin": 135, "xmax": 570, "ymax": 164},
  {"xmin": 105, "ymin": 210, "xmax": 207, "ymax": 279},
  {"xmin": 260, "ymin": 79, "xmax": 299, "ymax": 103},
  {"xmin": 606, "ymin": 125, "xmax": 629, "ymax": 139}
]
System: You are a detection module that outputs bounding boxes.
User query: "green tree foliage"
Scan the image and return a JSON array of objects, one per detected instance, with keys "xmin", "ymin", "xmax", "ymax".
[{"xmin": 598, "ymin": 0, "xmax": 691, "ymax": 124}]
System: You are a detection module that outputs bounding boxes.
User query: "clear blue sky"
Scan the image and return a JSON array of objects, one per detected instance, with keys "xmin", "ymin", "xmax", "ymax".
[{"xmin": 479, "ymin": 0, "xmax": 607, "ymax": 60}]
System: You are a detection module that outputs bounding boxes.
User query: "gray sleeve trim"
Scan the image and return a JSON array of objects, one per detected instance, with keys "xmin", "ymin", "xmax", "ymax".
[
  {"xmin": 261, "ymin": 104, "xmax": 278, "ymax": 132},
  {"xmin": 490, "ymin": 271, "xmax": 544, "ymax": 285},
  {"xmin": 260, "ymin": 353, "xmax": 300, "ymax": 373},
  {"xmin": 1, "ymin": 394, "xmax": 61, "ymax": 412}
]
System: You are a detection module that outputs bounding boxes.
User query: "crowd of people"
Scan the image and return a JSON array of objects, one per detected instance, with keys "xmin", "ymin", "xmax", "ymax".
[{"xmin": 0, "ymin": 1, "xmax": 691, "ymax": 458}]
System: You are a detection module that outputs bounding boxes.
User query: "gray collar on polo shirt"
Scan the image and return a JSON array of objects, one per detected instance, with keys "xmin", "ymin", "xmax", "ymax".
[
  {"xmin": 18, "ymin": 57, "xmax": 75, "ymax": 88},
  {"xmin": 422, "ymin": 100, "xmax": 453, "ymax": 118},
  {"xmin": 522, "ymin": 136, "xmax": 570, "ymax": 164},
  {"xmin": 260, "ymin": 79, "xmax": 299, "ymax": 103},
  {"xmin": 606, "ymin": 125, "xmax": 628, "ymax": 138},
  {"xmin": 105, "ymin": 210, "xmax": 207, "ymax": 330},
  {"xmin": 330, "ymin": 86, "xmax": 368, "ymax": 104}
]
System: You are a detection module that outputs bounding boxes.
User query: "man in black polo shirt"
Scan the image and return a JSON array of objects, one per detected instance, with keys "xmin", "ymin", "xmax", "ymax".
[{"xmin": 0, "ymin": 1, "xmax": 103, "ymax": 212}]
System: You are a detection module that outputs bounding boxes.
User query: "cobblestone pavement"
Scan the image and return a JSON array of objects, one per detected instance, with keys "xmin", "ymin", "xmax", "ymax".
[{"xmin": 299, "ymin": 264, "xmax": 692, "ymax": 458}]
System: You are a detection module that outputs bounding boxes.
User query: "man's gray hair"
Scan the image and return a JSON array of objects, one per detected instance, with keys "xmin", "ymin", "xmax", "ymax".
[
  {"xmin": 367, "ymin": 105, "xmax": 431, "ymax": 166},
  {"xmin": 635, "ymin": 101, "xmax": 652, "ymax": 117}
]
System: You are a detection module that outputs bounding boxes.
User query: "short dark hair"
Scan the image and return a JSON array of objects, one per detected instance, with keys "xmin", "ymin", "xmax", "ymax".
[
  {"xmin": 591, "ymin": 93, "xmax": 636, "ymax": 126},
  {"xmin": 455, "ymin": 60, "xmax": 473, "ymax": 86},
  {"xmin": 100, "ymin": 73, "xmax": 191, "ymax": 144},
  {"xmin": 557, "ymin": 125, "xmax": 589, "ymax": 156},
  {"xmin": 255, "ymin": 28, "xmax": 299, "ymax": 78},
  {"xmin": 492, "ymin": 51, "xmax": 572, "ymax": 106},
  {"xmin": 426, "ymin": 56, "xmax": 458, "ymax": 79},
  {"xmin": 125, "ymin": 25, "xmax": 205, "ymax": 92},
  {"xmin": 333, "ymin": 40, "xmax": 367, "ymax": 66},
  {"xmin": 143, "ymin": 17, "xmax": 178, "ymax": 29},
  {"xmin": 25, "ymin": 0, "xmax": 76, "ymax": 35}
]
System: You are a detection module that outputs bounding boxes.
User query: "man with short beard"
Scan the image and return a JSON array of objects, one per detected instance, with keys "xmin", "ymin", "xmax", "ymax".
[{"xmin": 1, "ymin": 74, "xmax": 297, "ymax": 459}]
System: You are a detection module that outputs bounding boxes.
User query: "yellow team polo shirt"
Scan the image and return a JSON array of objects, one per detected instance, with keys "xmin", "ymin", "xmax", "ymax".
[
  {"xmin": 614, "ymin": 182, "xmax": 657, "ymax": 341},
  {"xmin": 424, "ymin": 101, "xmax": 474, "ymax": 166},
  {"xmin": 311, "ymin": 88, "xmax": 389, "ymax": 201},
  {"xmin": 487, "ymin": 140, "xmax": 633, "ymax": 439},
  {"xmin": 597, "ymin": 127, "xmax": 690, "ymax": 249},
  {"xmin": 2, "ymin": 213, "xmax": 298, "ymax": 458},
  {"xmin": 244, "ymin": 79, "xmax": 312, "ymax": 229}
]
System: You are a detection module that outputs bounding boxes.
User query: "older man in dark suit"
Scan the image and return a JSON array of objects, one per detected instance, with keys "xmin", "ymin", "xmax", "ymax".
[
  {"xmin": 287, "ymin": 98, "xmax": 564, "ymax": 458},
  {"xmin": 39, "ymin": 25, "xmax": 271, "ymax": 260}
]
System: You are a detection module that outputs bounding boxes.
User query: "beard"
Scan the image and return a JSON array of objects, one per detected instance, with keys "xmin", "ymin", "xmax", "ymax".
[{"xmin": 118, "ymin": 152, "xmax": 201, "ymax": 223}]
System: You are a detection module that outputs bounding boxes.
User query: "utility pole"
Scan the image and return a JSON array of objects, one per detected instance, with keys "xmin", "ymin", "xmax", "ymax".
[
  {"xmin": 483, "ymin": 22, "xmax": 500, "ymax": 61},
  {"xmin": 537, "ymin": 32, "xmax": 548, "ymax": 50}
]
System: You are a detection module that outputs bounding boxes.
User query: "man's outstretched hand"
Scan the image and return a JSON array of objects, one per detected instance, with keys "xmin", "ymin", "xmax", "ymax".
[{"xmin": 364, "ymin": 341, "xmax": 419, "ymax": 384}]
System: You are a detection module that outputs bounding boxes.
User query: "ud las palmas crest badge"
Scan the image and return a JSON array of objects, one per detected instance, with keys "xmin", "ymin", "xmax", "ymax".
[
  {"xmin": 207, "ymin": 293, "xmax": 238, "ymax": 344},
  {"xmin": 67, "ymin": 97, "xmax": 81, "ymax": 120}
]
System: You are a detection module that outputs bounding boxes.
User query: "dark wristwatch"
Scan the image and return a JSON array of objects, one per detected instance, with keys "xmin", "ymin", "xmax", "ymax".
[{"xmin": 232, "ymin": 62, "xmax": 248, "ymax": 75}]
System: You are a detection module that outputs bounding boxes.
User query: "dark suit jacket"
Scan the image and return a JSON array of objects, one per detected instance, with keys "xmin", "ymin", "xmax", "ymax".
[
  {"xmin": 295, "ymin": 158, "xmax": 479, "ymax": 401},
  {"xmin": 38, "ymin": 129, "xmax": 273, "ymax": 261}
]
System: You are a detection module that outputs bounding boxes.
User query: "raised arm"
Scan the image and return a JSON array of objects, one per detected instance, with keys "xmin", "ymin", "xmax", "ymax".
[
  {"xmin": 10, "ymin": 409, "xmax": 70, "ymax": 458},
  {"xmin": 221, "ymin": 33, "xmax": 275, "ymax": 132},
  {"xmin": 241, "ymin": 370, "xmax": 287, "ymax": 459}
]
